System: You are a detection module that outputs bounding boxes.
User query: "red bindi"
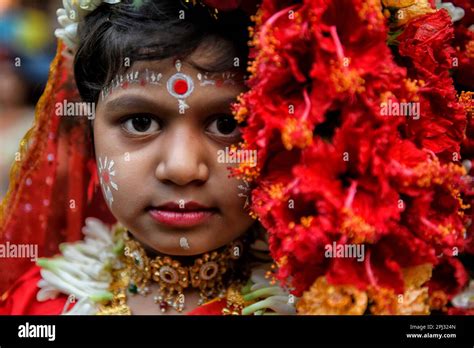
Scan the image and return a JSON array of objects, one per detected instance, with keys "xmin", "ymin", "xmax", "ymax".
[{"xmin": 173, "ymin": 79, "xmax": 188, "ymax": 95}]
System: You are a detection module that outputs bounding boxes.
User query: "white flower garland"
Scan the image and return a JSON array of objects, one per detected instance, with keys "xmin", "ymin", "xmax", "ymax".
[
  {"xmin": 55, "ymin": 0, "xmax": 121, "ymax": 49},
  {"xmin": 241, "ymin": 264, "xmax": 297, "ymax": 315},
  {"xmin": 37, "ymin": 218, "xmax": 119, "ymax": 314}
]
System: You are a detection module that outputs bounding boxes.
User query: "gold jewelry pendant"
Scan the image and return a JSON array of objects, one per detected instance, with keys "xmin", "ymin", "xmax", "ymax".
[
  {"xmin": 122, "ymin": 233, "xmax": 247, "ymax": 313},
  {"xmin": 150, "ymin": 256, "xmax": 188, "ymax": 312}
]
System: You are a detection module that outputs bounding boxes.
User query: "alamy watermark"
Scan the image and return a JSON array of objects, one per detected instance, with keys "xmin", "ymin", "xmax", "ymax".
[
  {"xmin": 380, "ymin": 100, "xmax": 420, "ymax": 120},
  {"xmin": 217, "ymin": 147, "xmax": 257, "ymax": 167},
  {"xmin": 324, "ymin": 241, "xmax": 365, "ymax": 262},
  {"xmin": 55, "ymin": 99, "xmax": 96, "ymax": 120},
  {"xmin": 0, "ymin": 242, "xmax": 38, "ymax": 261},
  {"xmin": 18, "ymin": 322, "xmax": 55, "ymax": 341}
]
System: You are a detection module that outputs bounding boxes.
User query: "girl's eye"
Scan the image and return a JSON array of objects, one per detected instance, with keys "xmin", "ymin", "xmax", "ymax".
[
  {"xmin": 207, "ymin": 114, "xmax": 240, "ymax": 137},
  {"xmin": 121, "ymin": 115, "xmax": 160, "ymax": 135}
]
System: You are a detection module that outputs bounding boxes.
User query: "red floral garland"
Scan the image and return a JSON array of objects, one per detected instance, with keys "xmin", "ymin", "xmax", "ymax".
[{"xmin": 232, "ymin": 0, "xmax": 473, "ymax": 314}]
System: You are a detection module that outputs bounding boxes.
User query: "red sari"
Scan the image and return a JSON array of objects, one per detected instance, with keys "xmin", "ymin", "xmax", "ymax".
[{"xmin": 0, "ymin": 265, "xmax": 226, "ymax": 315}]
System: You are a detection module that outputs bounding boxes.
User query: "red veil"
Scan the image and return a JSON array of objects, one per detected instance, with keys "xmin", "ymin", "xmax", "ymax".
[{"xmin": 0, "ymin": 43, "xmax": 115, "ymax": 294}]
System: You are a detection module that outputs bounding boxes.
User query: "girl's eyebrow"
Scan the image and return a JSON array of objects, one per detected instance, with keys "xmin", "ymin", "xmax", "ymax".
[
  {"xmin": 103, "ymin": 95, "xmax": 158, "ymax": 114},
  {"xmin": 103, "ymin": 94, "xmax": 239, "ymax": 115}
]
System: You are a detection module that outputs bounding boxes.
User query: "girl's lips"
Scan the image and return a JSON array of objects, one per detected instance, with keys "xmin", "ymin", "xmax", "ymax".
[{"xmin": 148, "ymin": 207, "xmax": 217, "ymax": 228}]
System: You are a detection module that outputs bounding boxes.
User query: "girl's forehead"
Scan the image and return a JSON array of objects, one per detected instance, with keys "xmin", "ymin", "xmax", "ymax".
[
  {"xmin": 128, "ymin": 53, "xmax": 244, "ymax": 78},
  {"xmin": 100, "ymin": 55, "xmax": 246, "ymax": 102},
  {"xmin": 132, "ymin": 37, "xmax": 241, "ymax": 73},
  {"xmin": 130, "ymin": 57, "xmax": 183, "ymax": 74},
  {"xmin": 98, "ymin": 55, "xmax": 246, "ymax": 115},
  {"xmin": 99, "ymin": 36, "xmax": 247, "ymax": 106}
]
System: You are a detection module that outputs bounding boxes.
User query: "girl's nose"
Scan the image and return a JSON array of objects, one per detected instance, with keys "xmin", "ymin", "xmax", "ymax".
[{"xmin": 154, "ymin": 127, "xmax": 210, "ymax": 186}]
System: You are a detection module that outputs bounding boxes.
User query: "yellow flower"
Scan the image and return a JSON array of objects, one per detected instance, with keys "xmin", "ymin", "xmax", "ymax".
[
  {"xmin": 297, "ymin": 277, "xmax": 368, "ymax": 315},
  {"xmin": 281, "ymin": 118, "xmax": 313, "ymax": 151},
  {"xmin": 369, "ymin": 264, "xmax": 433, "ymax": 315},
  {"xmin": 393, "ymin": 0, "xmax": 436, "ymax": 27},
  {"xmin": 382, "ymin": 0, "xmax": 416, "ymax": 8}
]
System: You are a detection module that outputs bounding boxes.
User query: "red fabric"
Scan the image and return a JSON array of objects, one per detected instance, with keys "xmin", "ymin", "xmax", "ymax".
[
  {"xmin": 187, "ymin": 299, "xmax": 226, "ymax": 315},
  {"xmin": 0, "ymin": 43, "xmax": 116, "ymax": 294},
  {"xmin": 0, "ymin": 266, "xmax": 67, "ymax": 315},
  {"xmin": 0, "ymin": 265, "xmax": 225, "ymax": 315}
]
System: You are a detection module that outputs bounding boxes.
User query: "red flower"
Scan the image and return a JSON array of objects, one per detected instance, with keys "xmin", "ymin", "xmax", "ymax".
[
  {"xmin": 398, "ymin": 10, "xmax": 456, "ymax": 78},
  {"xmin": 428, "ymin": 257, "xmax": 469, "ymax": 299},
  {"xmin": 397, "ymin": 10, "xmax": 467, "ymax": 159},
  {"xmin": 235, "ymin": 0, "xmax": 470, "ymax": 306}
]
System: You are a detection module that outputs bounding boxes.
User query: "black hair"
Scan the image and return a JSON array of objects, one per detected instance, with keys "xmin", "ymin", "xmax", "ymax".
[{"xmin": 74, "ymin": 0, "xmax": 251, "ymax": 103}]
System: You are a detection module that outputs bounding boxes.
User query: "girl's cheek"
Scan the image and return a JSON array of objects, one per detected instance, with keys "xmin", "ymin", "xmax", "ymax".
[
  {"xmin": 221, "ymin": 177, "xmax": 252, "ymax": 216},
  {"xmin": 236, "ymin": 178, "xmax": 251, "ymax": 210},
  {"xmin": 97, "ymin": 155, "xmax": 120, "ymax": 208},
  {"xmin": 96, "ymin": 153, "xmax": 146, "ymax": 223}
]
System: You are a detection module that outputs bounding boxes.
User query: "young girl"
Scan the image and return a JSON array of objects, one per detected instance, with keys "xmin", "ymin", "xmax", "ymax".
[
  {"xmin": 0, "ymin": 0, "xmax": 295, "ymax": 315},
  {"xmin": 1, "ymin": 0, "xmax": 472, "ymax": 318}
]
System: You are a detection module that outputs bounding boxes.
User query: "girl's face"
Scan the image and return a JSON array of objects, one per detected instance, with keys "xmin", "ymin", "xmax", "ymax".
[{"xmin": 93, "ymin": 52, "xmax": 254, "ymax": 256}]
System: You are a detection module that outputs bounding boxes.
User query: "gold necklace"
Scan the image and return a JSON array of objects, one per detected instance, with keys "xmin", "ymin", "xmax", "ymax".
[{"xmin": 98, "ymin": 230, "xmax": 249, "ymax": 314}]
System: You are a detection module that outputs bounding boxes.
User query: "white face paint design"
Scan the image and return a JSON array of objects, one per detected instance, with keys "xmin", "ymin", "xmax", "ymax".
[
  {"xmin": 98, "ymin": 156, "xmax": 119, "ymax": 207},
  {"xmin": 237, "ymin": 179, "xmax": 251, "ymax": 209},
  {"xmin": 179, "ymin": 237, "xmax": 190, "ymax": 250},
  {"xmin": 166, "ymin": 60, "xmax": 195, "ymax": 113},
  {"xmin": 100, "ymin": 61, "xmax": 239, "ymax": 114}
]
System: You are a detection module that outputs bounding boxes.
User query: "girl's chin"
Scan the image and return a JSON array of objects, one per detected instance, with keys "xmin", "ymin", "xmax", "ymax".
[
  {"xmin": 144, "ymin": 243, "xmax": 221, "ymax": 257},
  {"xmin": 132, "ymin": 230, "xmax": 226, "ymax": 256}
]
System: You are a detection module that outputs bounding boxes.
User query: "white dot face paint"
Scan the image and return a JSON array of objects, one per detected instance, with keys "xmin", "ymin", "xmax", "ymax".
[
  {"xmin": 98, "ymin": 156, "xmax": 119, "ymax": 207},
  {"xmin": 179, "ymin": 237, "xmax": 190, "ymax": 250}
]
